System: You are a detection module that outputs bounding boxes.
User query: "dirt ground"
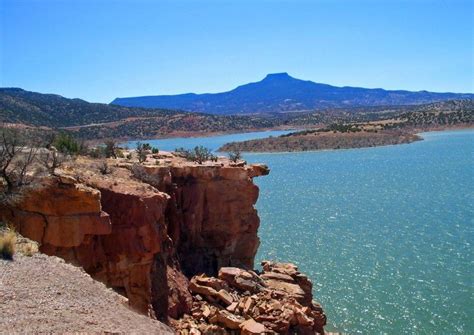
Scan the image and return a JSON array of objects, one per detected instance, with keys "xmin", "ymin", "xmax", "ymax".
[{"xmin": 0, "ymin": 252, "xmax": 173, "ymax": 334}]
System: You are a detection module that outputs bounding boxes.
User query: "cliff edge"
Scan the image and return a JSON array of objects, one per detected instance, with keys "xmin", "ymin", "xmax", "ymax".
[{"xmin": 1, "ymin": 151, "xmax": 327, "ymax": 334}]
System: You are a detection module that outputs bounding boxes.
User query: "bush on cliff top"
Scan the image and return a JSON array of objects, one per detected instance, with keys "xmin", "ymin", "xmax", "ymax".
[
  {"xmin": 53, "ymin": 132, "xmax": 85, "ymax": 155},
  {"xmin": 175, "ymin": 146, "xmax": 217, "ymax": 164},
  {"xmin": 228, "ymin": 149, "xmax": 242, "ymax": 163}
]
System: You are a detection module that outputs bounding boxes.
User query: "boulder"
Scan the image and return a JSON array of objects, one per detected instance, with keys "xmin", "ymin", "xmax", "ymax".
[
  {"xmin": 263, "ymin": 279, "xmax": 306, "ymax": 302},
  {"xmin": 185, "ymin": 262, "xmax": 327, "ymax": 334},
  {"xmin": 226, "ymin": 302, "xmax": 238, "ymax": 313},
  {"xmin": 217, "ymin": 310, "xmax": 245, "ymax": 329},
  {"xmin": 240, "ymin": 319, "xmax": 266, "ymax": 335},
  {"xmin": 189, "ymin": 281, "xmax": 218, "ymax": 298},
  {"xmin": 195, "ymin": 275, "xmax": 228, "ymax": 291},
  {"xmin": 216, "ymin": 289, "xmax": 233, "ymax": 306},
  {"xmin": 218, "ymin": 267, "xmax": 242, "ymax": 282},
  {"xmin": 260, "ymin": 271, "xmax": 295, "ymax": 283}
]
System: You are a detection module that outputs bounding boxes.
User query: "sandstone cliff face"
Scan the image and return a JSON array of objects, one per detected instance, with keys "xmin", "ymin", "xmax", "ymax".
[
  {"xmin": 2, "ymin": 155, "xmax": 327, "ymax": 333},
  {"xmin": 140, "ymin": 163, "xmax": 269, "ymax": 277},
  {"xmin": 3, "ymin": 176, "xmax": 111, "ymax": 249},
  {"xmin": 3, "ymin": 172, "xmax": 172, "ymax": 318},
  {"xmin": 2, "ymin": 157, "xmax": 270, "ymax": 324}
]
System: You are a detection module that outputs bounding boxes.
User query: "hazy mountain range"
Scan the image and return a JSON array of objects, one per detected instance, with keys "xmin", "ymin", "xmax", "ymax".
[
  {"xmin": 111, "ymin": 73, "xmax": 474, "ymax": 115},
  {"xmin": 0, "ymin": 87, "xmax": 472, "ymax": 140}
]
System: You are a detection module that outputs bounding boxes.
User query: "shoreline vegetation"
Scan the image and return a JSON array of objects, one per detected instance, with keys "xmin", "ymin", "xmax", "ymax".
[
  {"xmin": 217, "ymin": 117, "xmax": 473, "ymax": 153},
  {"xmin": 218, "ymin": 128, "xmax": 422, "ymax": 153}
]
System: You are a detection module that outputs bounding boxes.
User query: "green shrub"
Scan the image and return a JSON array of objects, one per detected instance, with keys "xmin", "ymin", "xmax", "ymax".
[
  {"xmin": 53, "ymin": 132, "xmax": 81, "ymax": 154},
  {"xmin": 175, "ymin": 146, "xmax": 216, "ymax": 164},
  {"xmin": 116, "ymin": 148, "xmax": 125, "ymax": 158},
  {"xmin": 88, "ymin": 147, "xmax": 106, "ymax": 158},
  {"xmin": 104, "ymin": 140, "xmax": 118, "ymax": 158},
  {"xmin": 135, "ymin": 142, "xmax": 148, "ymax": 163},
  {"xmin": 228, "ymin": 149, "xmax": 241, "ymax": 163}
]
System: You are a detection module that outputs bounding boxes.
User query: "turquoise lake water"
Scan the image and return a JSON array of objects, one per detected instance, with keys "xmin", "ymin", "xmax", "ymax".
[{"xmin": 129, "ymin": 129, "xmax": 474, "ymax": 334}]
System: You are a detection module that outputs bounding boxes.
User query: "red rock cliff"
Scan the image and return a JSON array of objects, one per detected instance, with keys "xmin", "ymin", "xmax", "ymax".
[
  {"xmin": 139, "ymin": 163, "xmax": 269, "ymax": 277},
  {"xmin": 2, "ymin": 154, "xmax": 326, "ymax": 334},
  {"xmin": 3, "ymin": 172, "xmax": 171, "ymax": 318},
  {"xmin": 2, "ymin": 156, "xmax": 269, "ymax": 322}
]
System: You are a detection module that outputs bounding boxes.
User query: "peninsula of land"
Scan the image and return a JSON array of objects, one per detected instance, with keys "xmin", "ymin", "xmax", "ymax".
[{"xmin": 218, "ymin": 104, "xmax": 473, "ymax": 153}]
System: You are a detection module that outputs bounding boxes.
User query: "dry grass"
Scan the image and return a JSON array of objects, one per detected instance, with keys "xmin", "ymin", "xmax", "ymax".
[
  {"xmin": 16, "ymin": 236, "xmax": 39, "ymax": 257},
  {"xmin": 0, "ymin": 225, "xmax": 39, "ymax": 259},
  {"xmin": 0, "ymin": 229, "xmax": 17, "ymax": 260}
]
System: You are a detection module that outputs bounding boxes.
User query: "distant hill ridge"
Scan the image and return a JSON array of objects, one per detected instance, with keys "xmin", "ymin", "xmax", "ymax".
[
  {"xmin": 1, "ymin": 87, "xmax": 472, "ymax": 140},
  {"xmin": 111, "ymin": 73, "xmax": 474, "ymax": 114},
  {"xmin": 0, "ymin": 87, "xmax": 179, "ymax": 127}
]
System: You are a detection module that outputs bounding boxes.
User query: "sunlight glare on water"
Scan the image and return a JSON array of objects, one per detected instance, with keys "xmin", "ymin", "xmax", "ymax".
[{"xmin": 134, "ymin": 129, "xmax": 474, "ymax": 334}]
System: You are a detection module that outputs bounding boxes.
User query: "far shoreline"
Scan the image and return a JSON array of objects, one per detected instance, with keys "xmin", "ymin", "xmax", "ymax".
[
  {"xmin": 94, "ymin": 126, "xmax": 301, "ymax": 146},
  {"xmin": 116, "ymin": 125, "xmax": 474, "ymax": 154},
  {"xmin": 237, "ymin": 126, "xmax": 474, "ymax": 155}
]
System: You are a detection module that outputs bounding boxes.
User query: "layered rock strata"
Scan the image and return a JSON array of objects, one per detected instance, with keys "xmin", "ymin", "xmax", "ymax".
[
  {"xmin": 137, "ymin": 162, "xmax": 269, "ymax": 277},
  {"xmin": 1, "ymin": 154, "xmax": 326, "ymax": 333},
  {"xmin": 2, "ymin": 173, "xmax": 172, "ymax": 317},
  {"xmin": 2, "ymin": 157, "xmax": 269, "ymax": 317}
]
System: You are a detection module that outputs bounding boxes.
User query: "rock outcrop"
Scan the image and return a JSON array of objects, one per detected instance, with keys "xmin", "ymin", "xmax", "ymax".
[
  {"xmin": 174, "ymin": 261, "xmax": 326, "ymax": 334},
  {"xmin": 1, "ymin": 153, "xmax": 327, "ymax": 334},
  {"xmin": 2, "ymin": 172, "xmax": 172, "ymax": 318},
  {"xmin": 138, "ymin": 163, "xmax": 269, "ymax": 277}
]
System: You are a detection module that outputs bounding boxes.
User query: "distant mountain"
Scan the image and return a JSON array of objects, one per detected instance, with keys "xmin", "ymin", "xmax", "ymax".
[
  {"xmin": 111, "ymin": 73, "xmax": 474, "ymax": 115},
  {"xmin": 0, "ymin": 87, "xmax": 178, "ymax": 127},
  {"xmin": 0, "ymin": 87, "xmax": 472, "ymax": 140},
  {"xmin": 0, "ymin": 88, "xmax": 278, "ymax": 139}
]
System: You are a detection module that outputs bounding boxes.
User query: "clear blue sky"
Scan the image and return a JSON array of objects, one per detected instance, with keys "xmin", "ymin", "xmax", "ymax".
[{"xmin": 1, "ymin": 0, "xmax": 473, "ymax": 103}]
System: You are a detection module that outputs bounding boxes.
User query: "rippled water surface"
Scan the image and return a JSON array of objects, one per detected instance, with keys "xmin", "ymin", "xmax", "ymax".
[{"xmin": 136, "ymin": 129, "xmax": 474, "ymax": 334}]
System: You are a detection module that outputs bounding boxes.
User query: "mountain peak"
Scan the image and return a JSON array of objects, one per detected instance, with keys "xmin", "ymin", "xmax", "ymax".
[
  {"xmin": 263, "ymin": 72, "xmax": 293, "ymax": 81},
  {"xmin": 111, "ymin": 74, "xmax": 474, "ymax": 114}
]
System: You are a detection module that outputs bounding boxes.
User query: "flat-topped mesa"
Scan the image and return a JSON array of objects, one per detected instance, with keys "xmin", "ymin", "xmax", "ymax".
[{"xmin": 1, "ymin": 153, "xmax": 273, "ymax": 324}]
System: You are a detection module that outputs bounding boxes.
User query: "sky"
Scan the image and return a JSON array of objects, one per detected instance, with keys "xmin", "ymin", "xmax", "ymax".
[{"xmin": 1, "ymin": 0, "xmax": 473, "ymax": 103}]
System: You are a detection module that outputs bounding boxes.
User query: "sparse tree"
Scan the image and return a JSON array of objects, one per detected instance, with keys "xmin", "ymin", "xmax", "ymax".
[
  {"xmin": 98, "ymin": 161, "xmax": 112, "ymax": 175},
  {"xmin": 104, "ymin": 140, "xmax": 118, "ymax": 158},
  {"xmin": 228, "ymin": 149, "xmax": 241, "ymax": 163},
  {"xmin": 193, "ymin": 146, "xmax": 216, "ymax": 164},
  {"xmin": 135, "ymin": 142, "xmax": 148, "ymax": 163},
  {"xmin": 174, "ymin": 146, "xmax": 216, "ymax": 164},
  {"xmin": 0, "ymin": 129, "xmax": 39, "ymax": 204},
  {"xmin": 38, "ymin": 149, "xmax": 66, "ymax": 175}
]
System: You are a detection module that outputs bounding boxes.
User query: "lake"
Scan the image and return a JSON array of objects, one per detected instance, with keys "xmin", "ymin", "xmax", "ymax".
[{"xmin": 127, "ymin": 129, "xmax": 474, "ymax": 334}]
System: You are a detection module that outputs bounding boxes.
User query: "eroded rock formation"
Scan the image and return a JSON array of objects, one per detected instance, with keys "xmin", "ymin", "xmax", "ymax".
[
  {"xmin": 174, "ymin": 262, "xmax": 326, "ymax": 334},
  {"xmin": 139, "ymin": 163, "xmax": 269, "ymax": 277},
  {"xmin": 3, "ymin": 172, "xmax": 172, "ymax": 317},
  {"xmin": 1, "ymin": 153, "xmax": 326, "ymax": 334}
]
